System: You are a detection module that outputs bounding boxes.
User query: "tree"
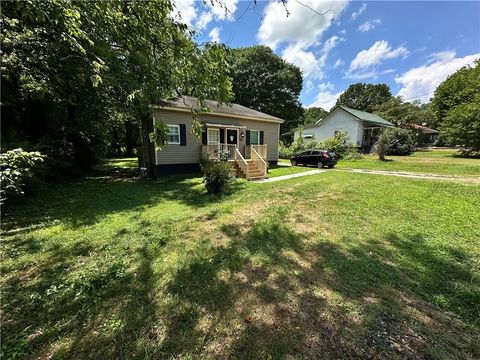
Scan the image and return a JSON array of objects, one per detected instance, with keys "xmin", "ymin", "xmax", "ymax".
[
  {"xmin": 300, "ymin": 107, "xmax": 328, "ymax": 125},
  {"xmin": 230, "ymin": 46, "xmax": 303, "ymax": 132},
  {"xmin": 440, "ymin": 94, "xmax": 480, "ymax": 152},
  {"xmin": 374, "ymin": 97, "xmax": 436, "ymax": 128},
  {"xmin": 336, "ymin": 83, "xmax": 392, "ymax": 112},
  {"xmin": 1, "ymin": 1, "xmax": 233, "ymax": 172},
  {"xmin": 432, "ymin": 60, "xmax": 480, "ymax": 123},
  {"xmin": 432, "ymin": 60, "xmax": 480, "ymax": 152}
]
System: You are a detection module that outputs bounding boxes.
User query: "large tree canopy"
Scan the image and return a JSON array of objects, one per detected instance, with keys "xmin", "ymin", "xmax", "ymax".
[
  {"xmin": 374, "ymin": 97, "xmax": 435, "ymax": 128},
  {"xmin": 300, "ymin": 107, "xmax": 328, "ymax": 125},
  {"xmin": 336, "ymin": 83, "xmax": 392, "ymax": 113},
  {"xmin": 432, "ymin": 61, "xmax": 480, "ymax": 151},
  {"xmin": 229, "ymin": 46, "xmax": 303, "ymax": 132},
  {"xmin": 1, "ymin": 0, "xmax": 232, "ymax": 171}
]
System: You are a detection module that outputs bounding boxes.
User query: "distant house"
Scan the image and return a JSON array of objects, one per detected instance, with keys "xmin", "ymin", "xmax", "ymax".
[
  {"xmin": 139, "ymin": 96, "xmax": 284, "ymax": 179},
  {"xmin": 293, "ymin": 105, "xmax": 394, "ymax": 150},
  {"xmin": 412, "ymin": 124, "xmax": 439, "ymax": 146}
]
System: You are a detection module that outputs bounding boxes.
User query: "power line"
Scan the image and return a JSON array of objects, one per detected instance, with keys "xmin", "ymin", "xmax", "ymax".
[{"xmin": 401, "ymin": 90, "xmax": 436, "ymax": 102}]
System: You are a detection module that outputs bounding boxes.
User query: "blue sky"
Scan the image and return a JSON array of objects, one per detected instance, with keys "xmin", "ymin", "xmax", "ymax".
[{"xmin": 173, "ymin": 1, "xmax": 480, "ymax": 110}]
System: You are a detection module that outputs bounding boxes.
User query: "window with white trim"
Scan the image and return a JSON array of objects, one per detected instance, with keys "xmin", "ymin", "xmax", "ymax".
[
  {"xmin": 207, "ymin": 128, "xmax": 220, "ymax": 145},
  {"xmin": 167, "ymin": 124, "xmax": 180, "ymax": 144},
  {"xmin": 249, "ymin": 130, "xmax": 260, "ymax": 145}
]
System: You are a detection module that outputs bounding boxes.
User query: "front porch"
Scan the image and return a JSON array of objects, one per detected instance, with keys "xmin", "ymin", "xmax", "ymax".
[{"xmin": 202, "ymin": 144, "xmax": 268, "ymax": 180}]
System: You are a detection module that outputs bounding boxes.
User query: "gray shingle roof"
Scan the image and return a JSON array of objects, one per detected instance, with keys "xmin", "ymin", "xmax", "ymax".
[
  {"xmin": 154, "ymin": 96, "xmax": 284, "ymax": 123},
  {"xmin": 338, "ymin": 105, "xmax": 395, "ymax": 127}
]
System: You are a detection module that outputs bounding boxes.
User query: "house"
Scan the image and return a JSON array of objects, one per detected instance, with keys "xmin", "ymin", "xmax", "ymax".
[
  {"xmin": 412, "ymin": 124, "xmax": 439, "ymax": 146},
  {"xmin": 293, "ymin": 105, "xmax": 395, "ymax": 150},
  {"xmin": 139, "ymin": 96, "xmax": 284, "ymax": 179}
]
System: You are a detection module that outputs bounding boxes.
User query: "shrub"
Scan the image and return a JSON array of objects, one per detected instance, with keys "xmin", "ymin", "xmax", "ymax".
[
  {"xmin": 200, "ymin": 156, "xmax": 234, "ymax": 194},
  {"xmin": 0, "ymin": 148, "xmax": 46, "ymax": 204},
  {"xmin": 372, "ymin": 128, "xmax": 416, "ymax": 159},
  {"xmin": 280, "ymin": 131, "xmax": 361, "ymax": 159},
  {"xmin": 318, "ymin": 132, "xmax": 359, "ymax": 159}
]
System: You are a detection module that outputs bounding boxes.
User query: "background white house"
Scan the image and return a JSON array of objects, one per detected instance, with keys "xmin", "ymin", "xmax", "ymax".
[{"xmin": 294, "ymin": 106, "xmax": 395, "ymax": 150}]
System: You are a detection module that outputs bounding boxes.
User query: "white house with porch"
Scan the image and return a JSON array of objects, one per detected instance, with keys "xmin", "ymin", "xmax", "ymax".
[{"xmin": 294, "ymin": 105, "xmax": 395, "ymax": 150}]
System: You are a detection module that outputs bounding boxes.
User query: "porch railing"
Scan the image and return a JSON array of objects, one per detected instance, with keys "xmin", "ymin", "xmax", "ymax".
[
  {"xmin": 246, "ymin": 144, "xmax": 267, "ymax": 159},
  {"xmin": 202, "ymin": 144, "xmax": 237, "ymax": 160},
  {"xmin": 234, "ymin": 147, "xmax": 249, "ymax": 178},
  {"xmin": 251, "ymin": 147, "xmax": 267, "ymax": 178}
]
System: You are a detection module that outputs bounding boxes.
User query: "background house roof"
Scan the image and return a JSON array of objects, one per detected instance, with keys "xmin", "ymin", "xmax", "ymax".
[
  {"xmin": 154, "ymin": 96, "xmax": 284, "ymax": 123},
  {"xmin": 338, "ymin": 106, "xmax": 395, "ymax": 127}
]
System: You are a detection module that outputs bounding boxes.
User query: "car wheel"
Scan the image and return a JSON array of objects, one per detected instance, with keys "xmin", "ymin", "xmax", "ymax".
[
  {"xmin": 317, "ymin": 162, "xmax": 325, "ymax": 169},
  {"xmin": 291, "ymin": 160, "xmax": 297, "ymax": 166}
]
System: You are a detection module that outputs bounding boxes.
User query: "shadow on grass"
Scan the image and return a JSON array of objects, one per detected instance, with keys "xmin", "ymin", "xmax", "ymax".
[
  {"xmin": 2, "ymin": 207, "xmax": 479, "ymax": 358},
  {"xmin": 2, "ymin": 172, "xmax": 247, "ymax": 232}
]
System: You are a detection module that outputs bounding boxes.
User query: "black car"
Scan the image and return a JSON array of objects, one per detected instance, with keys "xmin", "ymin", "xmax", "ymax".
[{"xmin": 290, "ymin": 149, "xmax": 337, "ymax": 168}]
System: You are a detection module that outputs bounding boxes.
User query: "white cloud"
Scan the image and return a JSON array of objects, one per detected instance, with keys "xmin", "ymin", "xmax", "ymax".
[
  {"xmin": 282, "ymin": 35, "xmax": 344, "ymax": 79},
  {"xmin": 258, "ymin": 0, "xmax": 348, "ymax": 50},
  {"xmin": 344, "ymin": 68, "xmax": 395, "ymax": 80},
  {"xmin": 396, "ymin": 51, "xmax": 480, "ymax": 102},
  {"xmin": 333, "ymin": 59, "xmax": 344, "ymax": 69},
  {"xmin": 172, "ymin": 0, "xmax": 197, "ymax": 26},
  {"xmin": 308, "ymin": 82, "xmax": 343, "ymax": 111},
  {"xmin": 358, "ymin": 19, "xmax": 381, "ymax": 32},
  {"xmin": 174, "ymin": 0, "xmax": 238, "ymax": 30},
  {"xmin": 339, "ymin": 29, "xmax": 346, "ymax": 35},
  {"xmin": 196, "ymin": 12, "xmax": 213, "ymax": 30},
  {"xmin": 209, "ymin": 27, "xmax": 221, "ymax": 43},
  {"xmin": 208, "ymin": 0, "xmax": 238, "ymax": 20},
  {"xmin": 349, "ymin": 40, "xmax": 408, "ymax": 72},
  {"xmin": 305, "ymin": 80, "xmax": 315, "ymax": 93},
  {"xmin": 282, "ymin": 44, "xmax": 320, "ymax": 78},
  {"xmin": 351, "ymin": 2, "xmax": 367, "ymax": 20}
]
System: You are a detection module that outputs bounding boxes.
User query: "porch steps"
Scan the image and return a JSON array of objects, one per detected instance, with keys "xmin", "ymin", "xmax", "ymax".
[{"xmin": 234, "ymin": 159, "xmax": 267, "ymax": 180}]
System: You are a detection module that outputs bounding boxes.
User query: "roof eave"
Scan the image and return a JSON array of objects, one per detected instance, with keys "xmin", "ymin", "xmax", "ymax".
[{"xmin": 150, "ymin": 104, "xmax": 285, "ymax": 123}]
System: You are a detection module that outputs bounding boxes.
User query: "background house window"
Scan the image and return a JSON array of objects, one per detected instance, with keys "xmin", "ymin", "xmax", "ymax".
[
  {"xmin": 207, "ymin": 128, "xmax": 220, "ymax": 145},
  {"xmin": 249, "ymin": 130, "xmax": 259, "ymax": 145},
  {"xmin": 167, "ymin": 124, "xmax": 180, "ymax": 144}
]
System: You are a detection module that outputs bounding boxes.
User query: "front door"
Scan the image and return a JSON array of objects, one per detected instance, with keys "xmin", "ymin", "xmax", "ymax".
[{"xmin": 226, "ymin": 129, "xmax": 238, "ymax": 145}]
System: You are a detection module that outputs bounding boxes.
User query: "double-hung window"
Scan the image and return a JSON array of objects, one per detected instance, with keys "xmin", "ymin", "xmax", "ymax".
[
  {"xmin": 166, "ymin": 124, "xmax": 180, "ymax": 144},
  {"xmin": 249, "ymin": 130, "xmax": 260, "ymax": 145},
  {"xmin": 207, "ymin": 128, "xmax": 220, "ymax": 145}
]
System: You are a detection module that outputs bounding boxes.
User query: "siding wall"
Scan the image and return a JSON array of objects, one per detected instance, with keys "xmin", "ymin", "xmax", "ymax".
[
  {"xmin": 153, "ymin": 109, "xmax": 281, "ymax": 165},
  {"xmin": 294, "ymin": 108, "xmax": 363, "ymax": 146}
]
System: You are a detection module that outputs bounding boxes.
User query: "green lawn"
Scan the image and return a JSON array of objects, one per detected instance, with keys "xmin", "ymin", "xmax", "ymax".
[
  {"xmin": 2, "ymin": 159, "xmax": 479, "ymax": 359},
  {"xmin": 268, "ymin": 160, "xmax": 315, "ymax": 178},
  {"xmin": 99, "ymin": 157, "xmax": 138, "ymax": 169},
  {"xmin": 337, "ymin": 149, "xmax": 480, "ymax": 176}
]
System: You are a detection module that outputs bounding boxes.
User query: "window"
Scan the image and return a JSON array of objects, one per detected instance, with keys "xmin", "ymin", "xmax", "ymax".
[
  {"xmin": 167, "ymin": 124, "xmax": 180, "ymax": 144},
  {"xmin": 249, "ymin": 130, "xmax": 260, "ymax": 145},
  {"xmin": 207, "ymin": 128, "xmax": 220, "ymax": 145}
]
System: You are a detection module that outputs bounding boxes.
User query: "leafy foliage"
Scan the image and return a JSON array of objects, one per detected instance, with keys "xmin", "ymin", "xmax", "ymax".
[
  {"xmin": 336, "ymin": 83, "xmax": 393, "ymax": 112},
  {"xmin": 372, "ymin": 128, "xmax": 416, "ymax": 159},
  {"xmin": 441, "ymin": 94, "xmax": 480, "ymax": 154},
  {"xmin": 300, "ymin": 107, "xmax": 328, "ymax": 125},
  {"xmin": 1, "ymin": 0, "xmax": 233, "ymax": 172},
  {"xmin": 374, "ymin": 97, "xmax": 436, "ymax": 128},
  {"xmin": 280, "ymin": 132, "xmax": 360, "ymax": 159},
  {"xmin": 230, "ymin": 46, "xmax": 303, "ymax": 132},
  {"xmin": 200, "ymin": 156, "xmax": 234, "ymax": 194},
  {"xmin": 432, "ymin": 60, "xmax": 480, "ymax": 122},
  {"xmin": 0, "ymin": 148, "xmax": 45, "ymax": 204},
  {"xmin": 432, "ymin": 61, "xmax": 480, "ymax": 151}
]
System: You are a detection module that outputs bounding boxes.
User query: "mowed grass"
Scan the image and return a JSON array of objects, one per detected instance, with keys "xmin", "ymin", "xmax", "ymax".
[
  {"xmin": 2, "ymin": 159, "xmax": 480, "ymax": 359},
  {"xmin": 268, "ymin": 160, "xmax": 316, "ymax": 178},
  {"xmin": 337, "ymin": 149, "xmax": 480, "ymax": 176}
]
